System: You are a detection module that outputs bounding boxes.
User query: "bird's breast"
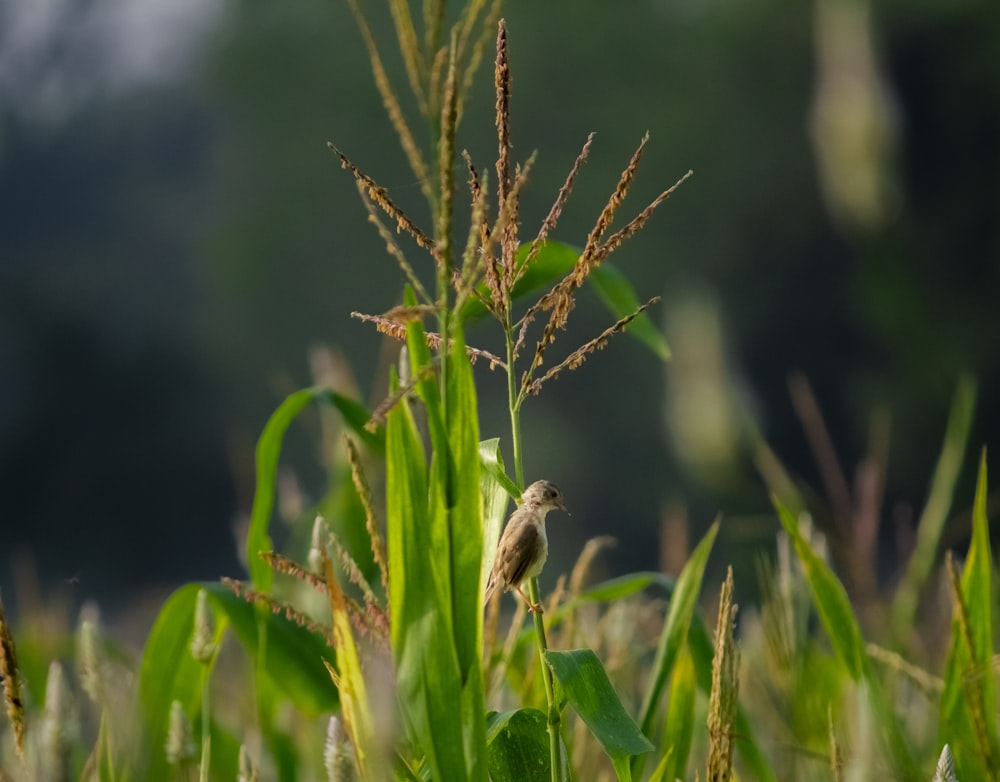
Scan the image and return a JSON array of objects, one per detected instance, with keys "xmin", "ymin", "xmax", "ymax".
[{"xmin": 524, "ymin": 522, "xmax": 548, "ymax": 579}]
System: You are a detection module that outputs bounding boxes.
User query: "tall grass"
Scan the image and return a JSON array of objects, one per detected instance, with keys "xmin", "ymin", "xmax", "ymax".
[{"xmin": 1, "ymin": 3, "xmax": 997, "ymax": 782}]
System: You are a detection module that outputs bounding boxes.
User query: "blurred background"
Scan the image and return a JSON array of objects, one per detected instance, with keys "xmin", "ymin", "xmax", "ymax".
[{"xmin": 2, "ymin": 0, "xmax": 998, "ymax": 629}]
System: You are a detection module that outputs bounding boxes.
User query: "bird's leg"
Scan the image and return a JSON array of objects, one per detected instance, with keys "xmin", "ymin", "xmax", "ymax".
[{"xmin": 515, "ymin": 584, "xmax": 544, "ymax": 614}]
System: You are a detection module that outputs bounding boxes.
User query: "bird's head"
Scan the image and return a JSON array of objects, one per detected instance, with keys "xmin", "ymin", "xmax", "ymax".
[{"xmin": 521, "ymin": 480, "xmax": 567, "ymax": 513}]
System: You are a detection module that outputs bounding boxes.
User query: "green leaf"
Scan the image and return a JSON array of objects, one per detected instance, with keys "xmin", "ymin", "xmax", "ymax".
[
  {"xmin": 248, "ymin": 387, "xmax": 383, "ymax": 591},
  {"xmin": 388, "ymin": 308, "xmax": 483, "ymax": 781},
  {"xmin": 137, "ymin": 583, "xmax": 227, "ymax": 782},
  {"xmin": 637, "ymin": 521, "xmax": 718, "ymax": 739},
  {"xmin": 486, "ymin": 709, "xmax": 550, "ymax": 782},
  {"xmin": 892, "ymin": 375, "xmax": 976, "ymax": 631},
  {"xmin": 590, "ymin": 264, "xmax": 670, "ymax": 359},
  {"xmin": 461, "ymin": 241, "xmax": 669, "ymax": 358},
  {"xmin": 659, "ymin": 644, "xmax": 696, "ymax": 782},
  {"xmin": 447, "ymin": 320, "xmax": 486, "ymax": 676},
  {"xmin": 646, "ymin": 750, "xmax": 675, "ymax": 782},
  {"xmin": 774, "ymin": 497, "xmax": 917, "ymax": 778},
  {"xmin": 447, "ymin": 320, "xmax": 489, "ymax": 780},
  {"xmin": 206, "ymin": 720, "xmax": 242, "ymax": 782},
  {"xmin": 545, "ymin": 649, "xmax": 653, "ymax": 782},
  {"xmin": 573, "ymin": 572, "xmax": 673, "ymax": 604},
  {"xmin": 774, "ymin": 500, "xmax": 865, "ymax": 679},
  {"xmin": 940, "ymin": 451, "xmax": 999, "ymax": 780},
  {"xmin": 137, "ymin": 579, "xmax": 337, "ymax": 782},
  {"xmin": 631, "ymin": 522, "xmax": 718, "ymax": 781},
  {"xmin": 480, "ymin": 438, "xmax": 515, "ymax": 597},
  {"xmin": 205, "ymin": 583, "xmax": 338, "ymax": 715},
  {"xmin": 460, "ymin": 241, "xmax": 578, "ymax": 321},
  {"xmin": 480, "ymin": 437, "xmax": 520, "ymax": 501},
  {"xmin": 138, "ymin": 585, "xmax": 205, "ymax": 780}
]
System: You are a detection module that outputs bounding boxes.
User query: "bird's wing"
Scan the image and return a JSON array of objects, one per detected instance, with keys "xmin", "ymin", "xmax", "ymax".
[{"xmin": 499, "ymin": 518, "xmax": 540, "ymax": 588}]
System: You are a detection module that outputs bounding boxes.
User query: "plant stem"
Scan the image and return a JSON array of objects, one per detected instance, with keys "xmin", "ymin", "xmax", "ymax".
[
  {"xmin": 505, "ymin": 320, "xmax": 525, "ymax": 489},
  {"xmin": 527, "ymin": 578, "xmax": 564, "ymax": 782},
  {"xmin": 504, "ymin": 311, "xmax": 563, "ymax": 782},
  {"xmin": 199, "ymin": 667, "xmax": 211, "ymax": 782}
]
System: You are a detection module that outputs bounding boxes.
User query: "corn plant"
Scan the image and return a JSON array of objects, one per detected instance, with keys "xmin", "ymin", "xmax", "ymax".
[{"xmin": 1, "ymin": 4, "xmax": 997, "ymax": 782}]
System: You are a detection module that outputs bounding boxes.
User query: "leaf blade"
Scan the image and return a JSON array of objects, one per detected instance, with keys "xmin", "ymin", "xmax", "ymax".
[{"xmin": 545, "ymin": 648, "xmax": 654, "ymax": 781}]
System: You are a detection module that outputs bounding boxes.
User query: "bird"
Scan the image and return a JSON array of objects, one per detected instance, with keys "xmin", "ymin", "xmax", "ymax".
[{"xmin": 484, "ymin": 480, "xmax": 567, "ymax": 614}]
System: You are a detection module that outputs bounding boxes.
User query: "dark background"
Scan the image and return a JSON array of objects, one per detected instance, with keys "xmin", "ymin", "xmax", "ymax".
[{"xmin": 2, "ymin": 0, "xmax": 998, "ymax": 625}]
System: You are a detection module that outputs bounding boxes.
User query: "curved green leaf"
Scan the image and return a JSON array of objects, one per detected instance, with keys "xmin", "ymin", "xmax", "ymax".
[
  {"xmin": 461, "ymin": 241, "xmax": 669, "ymax": 358},
  {"xmin": 204, "ymin": 583, "xmax": 338, "ymax": 715},
  {"xmin": 590, "ymin": 264, "xmax": 670, "ymax": 359},
  {"xmin": 248, "ymin": 387, "xmax": 382, "ymax": 591},
  {"xmin": 773, "ymin": 499, "xmax": 865, "ymax": 680},
  {"xmin": 545, "ymin": 648, "xmax": 653, "ymax": 782},
  {"xmin": 137, "ymin": 583, "xmax": 228, "ymax": 782},
  {"xmin": 137, "ymin": 578, "xmax": 337, "ymax": 782}
]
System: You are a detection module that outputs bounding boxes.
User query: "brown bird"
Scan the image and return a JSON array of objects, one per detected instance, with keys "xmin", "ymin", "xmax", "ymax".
[{"xmin": 484, "ymin": 480, "xmax": 567, "ymax": 613}]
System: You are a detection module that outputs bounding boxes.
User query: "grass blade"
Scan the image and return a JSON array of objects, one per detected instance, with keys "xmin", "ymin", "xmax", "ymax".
[
  {"xmin": 636, "ymin": 520, "xmax": 719, "ymax": 741},
  {"xmin": 774, "ymin": 497, "xmax": 918, "ymax": 779},
  {"xmin": 773, "ymin": 500, "xmax": 865, "ymax": 679},
  {"xmin": 892, "ymin": 375, "xmax": 976, "ymax": 631},
  {"xmin": 940, "ymin": 451, "xmax": 999, "ymax": 780},
  {"xmin": 659, "ymin": 643, "xmax": 696, "ymax": 782}
]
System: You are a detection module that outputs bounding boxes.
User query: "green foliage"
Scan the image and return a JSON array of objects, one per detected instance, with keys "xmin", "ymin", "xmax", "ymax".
[
  {"xmin": 638, "ymin": 520, "xmax": 718, "ymax": 740},
  {"xmin": 6, "ymin": 5, "xmax": 1000, "ymax": 782},
  {"xmin": 137, "ymin": 581, "xmax": 338, "ymax": 781},
  {"xmin": 774, "ymin": 499, "xmax": 866, "ymax": 680},
  {"xmin": 248, "ymin": 387, "xmax": 384, "ymax": 591},
  {"xmin": 892, "ymin": 375, "xmax": 977, "ymax": 631},
  {"xmin": 546, "ymin": 648, "xmax": 654, "ymax": 782},
  {"xmin": 940, "ymin": 451, "xmax": 999, "ymax": 781},
  {"xmin": 659, "ymin": 646, "xmax": 695, "ymax": 782},
  {"xmin": 462, "ymin": 241, "xmax": 670, "ymax": 360},
  {"xmin": 775, "ymin": 496, "xmax": 919, "ymax": 779},
  {"xmin": 386, "ymin": 307, "xmax": 486, "ymax": 781},
  {"xmin": 486, "ymin": 709, "xmax": 551, "ymax": 782}
]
